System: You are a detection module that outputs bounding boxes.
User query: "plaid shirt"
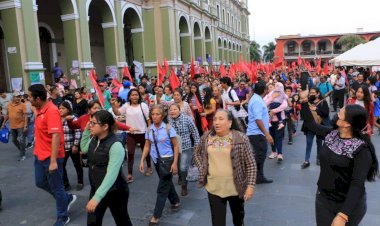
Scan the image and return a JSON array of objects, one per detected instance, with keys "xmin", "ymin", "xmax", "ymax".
[
  {"xmin": 193, "ymin": 130, "xmax": 257, "ymax": 198},
  {"xmin": 169, "ymin": 113, "xmax": 200, "ymax": 150},
  {"xmin": 62, "ymin": 117, "xmax": 81, "ymax": 152}
]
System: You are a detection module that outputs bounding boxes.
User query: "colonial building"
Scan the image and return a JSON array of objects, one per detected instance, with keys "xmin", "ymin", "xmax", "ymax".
[
  {"xmin": 0, "ymin": 0, "xmax": 250, "ymax": 91},
  {"xmin": 274, "ymin": 31, "xmax": 380, "ymax": 65}
]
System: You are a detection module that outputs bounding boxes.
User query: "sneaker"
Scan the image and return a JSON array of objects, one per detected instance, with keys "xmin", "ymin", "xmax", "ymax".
[
  {"xmin": 54, "ymin": 216, "xmax": 70, "ymax": 226},
  {"xmin": 18, "ymin": 156, "xmax": 26, "ymax": 161},
  {"xmin": 277, "ymin": 154, "xmax": 283, "ymax": 161},
  {"xmin": 67, "ymin": 194, "xmax": 77, "ymax": 212},
  {"xmin": 25, "ymin": 143, "xmax": 33, "ymax": 149},
  {"xmin": 288, "ymin": 140, "xmax": 293, "ymax": 145},
  {"xmin": 268, "ymin": 152, "xmax": 278, "ymax": 159}
]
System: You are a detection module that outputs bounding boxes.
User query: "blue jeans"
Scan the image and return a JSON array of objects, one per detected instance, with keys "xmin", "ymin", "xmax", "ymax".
[
  {"xmin": 34, "ymin": 156, "xmax": 70, "ymax": 218},
  {"xmin": 27, "ymin": 120, "xmax": 34, "ymax": 144},
  {"xmin": 179, "ymin": 149, "xmax": 191, "ymax": 172},
  {"xmin": 305, "ymin": 131, "xmax": 323, "ymax": 162},
  {"xmin": 269, "ymin": 122, "xmax": 285, "ymax": 154}
]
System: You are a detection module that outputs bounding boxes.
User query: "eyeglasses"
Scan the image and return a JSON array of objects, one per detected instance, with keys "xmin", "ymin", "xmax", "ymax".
[{"xmin": 89, "ymin": 121, "xmax": 103, "ymax": 127}]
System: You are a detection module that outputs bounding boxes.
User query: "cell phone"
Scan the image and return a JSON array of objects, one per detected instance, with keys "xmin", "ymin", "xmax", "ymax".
[{"xmin": 300, "ymin": 71, "xmax": 310, "ymax": 91}]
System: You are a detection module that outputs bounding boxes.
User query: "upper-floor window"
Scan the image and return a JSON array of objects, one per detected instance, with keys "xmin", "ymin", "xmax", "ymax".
[{"xmin": 217, "ymin": 5, "xmax": 220, "ymax": 19}]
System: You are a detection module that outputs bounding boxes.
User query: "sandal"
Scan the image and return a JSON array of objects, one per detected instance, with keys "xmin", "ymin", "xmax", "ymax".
[
  {"xmin": 149, "ymin": 217, "xmax": 159, "ymax": 225},
  {"xmin": 127, "ymin": 175, "xmax": 134, "ymax": 183},
  {"xmin": 145, "ymin": 168, "xmax": 153, "ymax": 176}
]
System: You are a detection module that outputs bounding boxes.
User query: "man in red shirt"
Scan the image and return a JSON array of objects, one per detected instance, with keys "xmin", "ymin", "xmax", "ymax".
[{"xmin": 28, "ymin": 84, "xmax": 76, "ymax": 226}]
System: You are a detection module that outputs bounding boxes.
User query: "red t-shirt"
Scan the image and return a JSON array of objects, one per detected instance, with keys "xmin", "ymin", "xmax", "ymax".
[{"xmin": 34, "ymin": 101, "xmax": 65, "ymax": 161}]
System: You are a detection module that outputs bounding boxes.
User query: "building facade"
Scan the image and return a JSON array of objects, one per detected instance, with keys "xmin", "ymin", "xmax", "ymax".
[
  {"xmin": 274, "ymin": 31, "xmax": 380, "ymax": 65},
  {"xmin": 0, "ymin": 0, "xmax": 250, "ymax": 92}
]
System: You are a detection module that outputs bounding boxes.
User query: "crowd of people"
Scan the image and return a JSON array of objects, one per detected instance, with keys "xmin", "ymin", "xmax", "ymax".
[{"xmin": 0, "ymin": 64, "xmax": 379, "ymax": 226}]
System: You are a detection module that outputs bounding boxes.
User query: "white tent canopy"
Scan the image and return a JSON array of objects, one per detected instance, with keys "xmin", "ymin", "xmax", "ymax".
[{"xmin": 330, "ymin": 37, "xmax": 380, "ymax": 66}]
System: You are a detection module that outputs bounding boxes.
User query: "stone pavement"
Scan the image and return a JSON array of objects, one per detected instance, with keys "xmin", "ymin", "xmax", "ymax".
[{"xmin": 0, "ymin": 129, "xmax": 379, "ymax": 226}]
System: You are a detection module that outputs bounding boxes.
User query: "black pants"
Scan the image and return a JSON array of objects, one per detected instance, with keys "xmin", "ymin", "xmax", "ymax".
[
  {"xmin": 63, "ymin": 150, "xmax": 83, "ymax": 186},
  {"xmin": 153, "ymin": 161, "xmax": 180, "ymax": 218},
  {"xmin": 315, "ymin": 190, "xmax": 366, "ymax": 226},
  {"xmin": 87, "ymin": 187, "xmax": 133, "ymax": 226},
  {"xmin": 248, "ymin": 135, "xmax": 268, "ymax": 180},
  {"xmin": 333, "ymin": 89, "xmax": 345, "ymax": 111},
  {"xmin": 285, "ymin": 117, "xmax": 294, "ymax": 142},
  {"xmin": 208, "ymin": 192, "xmax": 244, "ymax": 226}
]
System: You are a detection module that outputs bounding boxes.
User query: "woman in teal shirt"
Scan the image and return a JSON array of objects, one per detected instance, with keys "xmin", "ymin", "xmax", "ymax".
[{"xmin": 81, "ymin": 110, "xmax": 132, "ymax": 226}]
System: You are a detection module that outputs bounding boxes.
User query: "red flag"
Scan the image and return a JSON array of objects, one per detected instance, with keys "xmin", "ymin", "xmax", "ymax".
[
  {"xmin": 163, "ymin": 59, "xmax": 169, "ymax": 75},
  {"xmin": 219, "ymin": 64, "xmax": 227, "ymax": 77},
  {"xmin": 199, "ymin": 67, "xmax": 206, "ymax": 74},
  {"xmin": 275, "ymin": 56, "xmax": 284, "ymax": 68},
  {"xmin": 297, "ymin": 55, "xmax": 302, "ymax": 66},
  {"xmin": 190, "ymin": 58, "xmax": 196, "ymax": 79},
  {"xmin": 323, "ymin": 62, "xmax": 328, "ymax": 75},
  {"xmin": 229, "ymin": 64, "xmax": 236, "ymax": 81},
  {"xmin": 89, "ymin": 69, "xmax": 105, "ymax": 108},
  {"xmin": 123, "ymin": 65, "xmax": 133, "ymax": 82},
  {"xmin": 157, "ymin": 62, "xmax": 165, "ymax": 86},
  {"xmin": 112, "ymin": 77, "xmax": 122, "ymax": 88},
  {"xmin": 168, "ymin": 67, "xmax": 180, "ymax": 90},
  {"xmin": 194, "ymin": 97, "xmax": 208, "ymax": 132}
]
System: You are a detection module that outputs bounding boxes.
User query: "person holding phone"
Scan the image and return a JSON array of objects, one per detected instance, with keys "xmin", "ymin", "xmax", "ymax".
[{"xmin": 332, "ymin": 73, "xmax": 346, "ymax": 112}]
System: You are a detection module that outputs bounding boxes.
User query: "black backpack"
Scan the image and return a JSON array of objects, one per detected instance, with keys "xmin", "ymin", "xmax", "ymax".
[{"xmin": 228, "ymin": 89, "xmax": 241, "ymax": 111}]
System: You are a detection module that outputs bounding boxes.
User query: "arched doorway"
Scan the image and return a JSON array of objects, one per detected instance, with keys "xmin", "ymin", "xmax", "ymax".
[
  {"xmin": 333, "ymin": 39, "xmax": 342, "ymax": 54},
  {"xmin": 193, "ymin": 22, "xmax": 203, "ymax": 62},
  {"xmin": 0, "ymin": 25, "xmax": 9, "ymax": 91},
  {"xmin": 301, "ymin": 40, "xmax": 315, "ymax": 55},
  {"xmin": 228, "ymin": 41, "xmax": 232, "ymax": 64},
  {"xmin": 39, "ymin": 26, "xmax": 54, "ymax": 85},
  {"xmin": 317, "ymin": 39, "xmax": 332, "ymax": 54},
  {"xmin": 205, "ymin": 26, "xmax": 212, "ymax": 62},
  {"xmin": 179, "ymin": 16, "xmax": 191, "ymax": 64},
  {"xmin": 223, "ymin": 40, "xmax": 227, "ymax": 64},
  {"xmin": 88, "ymin": 0, "xmax": 116, "ymax": 77},
  {"xmin": 218, "ymin": 38, "xmax": 223, "ymax": 63},
  {"xmin": 284, "ymin": 40, "xmax": 299, "ymax": 56},
  {"xmin": 123, "ymin": 7, "xmax": 144, "ymax": 66}
]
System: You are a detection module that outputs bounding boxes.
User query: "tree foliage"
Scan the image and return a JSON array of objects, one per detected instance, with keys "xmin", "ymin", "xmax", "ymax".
[
  {"xmin": 337, "ymin": 35, "xmax": 366, "ymax": 51},
  {"xmin": 250, "ymin": 40, "xmax": 261, "ymax": 62},
  {"xmin": 262, "ymin": 42, "xmax": 276, "ymax": 62}
]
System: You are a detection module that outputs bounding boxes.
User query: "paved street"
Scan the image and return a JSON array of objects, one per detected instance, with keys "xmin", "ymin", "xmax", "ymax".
[{"xmin": 0, "ymin": 127, "xmax": 379, "ymax": 226}]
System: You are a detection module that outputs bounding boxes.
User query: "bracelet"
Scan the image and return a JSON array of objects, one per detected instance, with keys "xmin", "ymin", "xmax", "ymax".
[{"xmin": 337, "ymin": 212, "xmax": 348, "ymax": 222}]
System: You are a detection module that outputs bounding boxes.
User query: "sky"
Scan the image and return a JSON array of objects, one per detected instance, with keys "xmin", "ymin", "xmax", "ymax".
[{"xmin": 248, "ymin": 0, "xmax": 380, "ymax": 48}]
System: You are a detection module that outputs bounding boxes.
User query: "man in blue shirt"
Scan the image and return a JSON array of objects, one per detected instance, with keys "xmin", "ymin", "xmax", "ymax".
[
  {"xmin": 247, "ymin": 81, "xmax": 274, "ymax": 184},
  {"xmin": 51, "ymin": 62, "xmax": 64, "ymax": 81},
  {"xmin": 317, "ymin": 76, "xmax": 333, "ymax": 106}
]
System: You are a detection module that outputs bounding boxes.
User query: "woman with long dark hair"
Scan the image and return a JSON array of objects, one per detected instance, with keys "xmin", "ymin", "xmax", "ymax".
[
  {"xmin": 347, "ymin": 85, "xmax": 374, "ymax": 135},
  {"xmin": 111, "ymin": 88, "xmax": 152, "ymax": 183},
  {"xmin": 200, "ymin": 87, "xmax": 216, "ymax": 129},
  {"xmin": 72, "ymin": 89, "xmax": 88, "ymax": 117},
  {"xmin": 299, "ymin": 90, "xmax": 379, "ymax": 226},
  {"xmin": 81, "ymin": 110, "xmax": 133, "ymax": 226},
  {"xmin": 187, "ymin": 83, "xmax": 204, "ymax": 136}
]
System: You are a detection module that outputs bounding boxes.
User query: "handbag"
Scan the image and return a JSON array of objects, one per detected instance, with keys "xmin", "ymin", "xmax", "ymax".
[
  {"xmin": 0, "ymin": 126, "xmax": 10, "ymax": 143},
  {"xmin": 152, "ymin": 129, "xmax": 173, "ymax": 178}
]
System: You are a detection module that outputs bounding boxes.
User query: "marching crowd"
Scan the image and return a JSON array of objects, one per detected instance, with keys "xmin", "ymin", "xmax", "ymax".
[{"xmin": 0, "ymin": 64, "xmax": 379, "ymax": 226}]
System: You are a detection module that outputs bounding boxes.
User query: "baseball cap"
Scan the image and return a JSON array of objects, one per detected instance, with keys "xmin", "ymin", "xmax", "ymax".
[
  {"xmin": 98, "ymin": 82, "xmax": 107, "ymax": 87},
  {"xmin": 123, "ymin": 81, "xmax": 131, "ymax": 88}
]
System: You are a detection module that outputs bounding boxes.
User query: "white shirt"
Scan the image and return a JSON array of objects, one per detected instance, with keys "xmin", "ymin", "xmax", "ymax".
[
  {"xmin": 221, "ymin": 87, "xmax": 239, "ymax": 117},
  {"xmin": 119, "ymin": 102, "xmax": 149, "ymax": 134}
]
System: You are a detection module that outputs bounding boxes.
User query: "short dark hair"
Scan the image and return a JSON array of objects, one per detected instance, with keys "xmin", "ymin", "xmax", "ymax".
[
  {"xmin": 28, "ymin": 84, "xmax": 47, "ymax": 101},
  {"xmin": 254, "ymin": 81, "xmax": 266, "ymax": 95},
  {"xmin": 285, "ymin": 86, "xmax": 292, "ymax": 92},
  {"xmin": 141, "ymin": 75, "xmax": 148, "ymax": 81},
  {"xmin": 219, "ymin": 77, "xmax": 232, "ymax": 86},
  {"xmin": 92, "ymin": 110, "xmax": 116, "ymax": 133},
  {"xmin": 194, "ymin": 74, "xmax": 201, "ymax": 80},
  {"xmin": 88, "ymin": 100, "xmax": 101, "ymax": 110},
  {"xmin": 59, "ymin": 101, "xmax": 73, "ymax": 115}
]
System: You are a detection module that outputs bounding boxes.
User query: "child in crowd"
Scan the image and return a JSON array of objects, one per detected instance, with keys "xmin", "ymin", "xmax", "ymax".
[{"xmin": 267, "ymin": 82, "xmax": 287, "ymax": 129}]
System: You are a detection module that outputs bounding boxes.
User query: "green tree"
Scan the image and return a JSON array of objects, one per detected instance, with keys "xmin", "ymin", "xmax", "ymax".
[
  {"xmin": 262, "ymin": 42, "xmax": 276, "ymax": 62},
  {"xmin": 337, "ymin": 34, "xmax": 366, "ymax": 51},
  {"xmin": 249, "ymin": 40, "xmax": 261, "ymax": 62}
]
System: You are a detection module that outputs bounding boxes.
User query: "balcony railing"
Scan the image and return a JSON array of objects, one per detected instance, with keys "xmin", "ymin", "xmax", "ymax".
[{"xmin": 284, "ymin": 49, "xmax": 345, "ymax": 58}]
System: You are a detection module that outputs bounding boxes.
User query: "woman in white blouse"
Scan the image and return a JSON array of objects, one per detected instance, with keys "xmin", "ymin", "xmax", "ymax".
[{"xmin": 112, "ymin": 89, "xmax": 152, "ymax": 183}]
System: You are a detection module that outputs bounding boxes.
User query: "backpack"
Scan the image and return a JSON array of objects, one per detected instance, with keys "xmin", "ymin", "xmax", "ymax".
[{"xmin": 228, "ymin": 89, "xmax": 241, "ymax": 111}]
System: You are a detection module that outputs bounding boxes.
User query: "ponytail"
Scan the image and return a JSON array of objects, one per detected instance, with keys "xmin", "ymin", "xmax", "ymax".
[{"xmin": 354, "ymin": 129, "xmax": 379, "ymax": 181}]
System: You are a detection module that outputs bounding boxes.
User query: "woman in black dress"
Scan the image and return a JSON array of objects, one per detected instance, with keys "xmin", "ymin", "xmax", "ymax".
[
  {"xmin": 299, "ymin": 90, "xmax": 378, "ymax": 226},
  {"xmin": 73, "ymin": 89, "xmax": 88, "ymax": 117}
]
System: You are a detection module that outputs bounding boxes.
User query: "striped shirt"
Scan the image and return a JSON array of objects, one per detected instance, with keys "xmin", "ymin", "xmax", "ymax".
[{"xmin": 62, "ymin": 117, "xmax": 81, "ymax": 152}]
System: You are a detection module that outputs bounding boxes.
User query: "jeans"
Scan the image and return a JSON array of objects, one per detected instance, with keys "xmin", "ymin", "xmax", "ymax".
[
  {"xmin": 178, "ymin": 148, "xmax": 191, "ymax": 185},
  {"xmin": 153, "ymin": 161, "xmax": 180, "ymax": 218},
  {"xmin": 316, "ymin": 190, "xmax": 366, "ymax": 226},
  {"xmin": 305, "ymin": 131, "xmax": 323, "ymax": 162},
  {"xmin": 63, "ymin": 150, "xmax": 84, "ymax": 186},
  {"xmin": 116, "ymin": 132, "xmax": 127, "ymax": 146},
  {"xmin": 269, "ymin": 122, "xmax": 285, "ymax": 154},
  {"xmin": 87, "ymin": 187, "xmax": 133, "ymax": 226},
  {"xmin": 285, "ymin": 117, "xmax": 294, "ymax": 142},
  {"xmin": 34, "ymin": 157, "xmax": 70, "ymax": 218},
  {"xmin": 126, "ymin": 133, "xmax": 151, "ymax": 175},
  {"xmin": 207, "ymin": 192, "xmax": 245, "ymax": 226},
  {"xmin": 10, "ymin": 128, "xmax": 26, "ymax": 157},
  {"xmin": 27, "ymin": 120, "xmax": 34, "ymax": 144},
  {"xmin": 248, "ymin": 134, "xmax": 268, "ymax": 180}
]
